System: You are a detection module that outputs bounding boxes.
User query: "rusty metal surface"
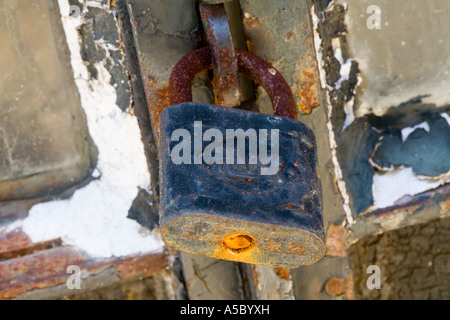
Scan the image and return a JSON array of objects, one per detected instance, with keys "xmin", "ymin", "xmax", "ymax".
[
  {"xmin": 240, "ymin": 0, "xmax": 321, "ymax": 116},
  {"xmin": 0, "ymin": 228, "xmax": 167, "ymax": 299},
  {"xmin": 126, "ymin": 0, "xmax": 202, "ymax": 141},
  {"xmin": 325, "ymin": 223, "xmax": 348, "ymax": 258},
  {"xmin": 296, "ymin": 63, "xmax": 321, "ymax": 114},
  {"xmin": 127, "ymin": 0, "xmax": 254, "ymax": 301},
  {"xmin": 162, "ymin": 213, "xmax": 325, "ymax": 268},
  {"xmin": 0, "ymin": 228, "xmax": 62, "ymax": 262},
  {"xmin": 236, "ymin": 0, "xmax": 354, "ymax": 299},
  {"xmin": 169, "ymin": 47, "xmax": 297, "ymax": 119},
  {"xmin": 348, "ymin": 184, "xmax": 450, "ymax": 243},
  {"xmin": 0, "ymin": 0, "xmax": 93, "ymax": 203},
  {"xmin": 200, "ymin": 2, "xmax": 241, "ymax": 108},
  {"xmin": 0, "ymin": 247, "xmax": 87, "ymax": 299},
  {"xmin": 159, "ymin": 102, "xmax": 325, "ymax": 268}
]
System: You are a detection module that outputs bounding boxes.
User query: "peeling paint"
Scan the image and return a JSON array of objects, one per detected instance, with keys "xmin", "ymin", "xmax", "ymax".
[
  {"xmin": 7, "ymin": 0, "xmax": 164, "ymax": 258},
  {"xmin": 311, "ymin": 5, "xmax": 353, "ymax": 224},
  {"xmin": 332, "ymin": 38, "xmax": 354, "ymax": 90},
  {"xmin": 311, "ymin": 7, "xmax": 328, "ymax": 91},
  {"xmin": 330, "ymin": 35, "xmax": 360, "ymax": 131},
  {"xmin": 370, "ymin": 109, "xmax": 450, "ymax": 178},
  {"xmin": 401, "ymin": 121, "xmax": 430, "ymax": 142},
  {"xmin": 313, "ymin": 0, "xmax": 449, "ymax": 221},
  {"xmin": 345, "ymin": 0, "xmax": 450, "ymax": 117},
  {"xmin": 441, "ymin": 112, "xmax": 450, "ymax": 126},
  {"xmin": 372, "ymin": 167, "xmax": 449, "ymax": 210}
]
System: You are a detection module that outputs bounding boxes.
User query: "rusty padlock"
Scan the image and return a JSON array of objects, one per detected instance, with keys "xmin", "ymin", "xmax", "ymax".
[{"xmin": 159, "ymin": 47, "xmax": 325, "ymax": 268}]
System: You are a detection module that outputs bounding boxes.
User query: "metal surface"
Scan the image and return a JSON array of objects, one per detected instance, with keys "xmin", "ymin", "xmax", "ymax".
[
  {"xmin": 127, "ymin": 0, "xmax": 251, "ymax": 301},
  {"xmin": 0, "ymin": 0, "xmax": 93, "ymax": 203},
  {"xmin": 200, "ymin": 2, "xmax": 241, "ymax": 108},
  {"xmin": 159, "ymin": 103, "xmax": 325, "ymax": 268},
  {"xmin": 169, "ymin": 47, "xmax": 297, "ymax": 120},
  {"xmin": 0, "ymin": 228, "xmax": 167, "ymax": 299},
  {"xmin": 162, "ymin": 46, "xmax": 324, "ymax": 268}
]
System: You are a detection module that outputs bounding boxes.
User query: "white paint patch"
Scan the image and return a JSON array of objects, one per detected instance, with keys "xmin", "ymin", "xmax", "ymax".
[
  {"xmin": 331, "ymin": 34, "xmax": 359, "ymax": 131},
  {"xmin": 372, "ymin": 167, "xmax": 448, "ymax": 210},
  {"xmin": 332, "ymin": 38, "xmax": 354, "ymax": 90},
  {"xmin": 342, "ymin": 99, "xmax": 355, "ymax": 131},
  {"xmin": 8, "ymin": 0, "xmax": 164, "ymax": 258},
  {"xmin": 440, "ymin": 112, "xmax": 450, "ymax": 126},
  {"xmin": 311, "ymin": 5, "xmax": 353, "ymax": 224},
  {"xmin": 336, "ymin": 59, "xmax": 353, "ymax": 89},
  {"xmin": 325, "ymin": 1, "xmax": 347, "ymax": 13},
  {"xmin": 85, "ymin": 0, "xmax": 105, "ymax": 9},
  {"xmin": 311, "ymin": 7, "xmax": 328, "ymax": 91},
  {"xmin": 401, "ymin": 121, "xmax": 430, "ymax": 142}
]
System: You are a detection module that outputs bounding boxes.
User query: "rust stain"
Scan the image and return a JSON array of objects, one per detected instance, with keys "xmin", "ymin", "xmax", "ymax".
[
  {"xmin": 285, "ymin": 31, "xmax": 294, "ymax": 41},
  {"xmin": 267, "ymin": 241, "xmax": 304, "ymax": 255},
  {"xmin": 274, "ymin": 267, "xmax": 291, "ymax": 280},
  {"xmin": 266, "ymin": 243, "xmax": 281, "ymax": 252},
  {"xmin": 200, "ymin": 2, "xmax": 241, "ymax": 107},
  {"xmin": 165, "ymin": 246, "xmax": 178, "ymax": 256},
  {"xmin": 242, "ymin": 14, "xmax": 269, "ymax": 54},
  {"xmin": 286, "ymin": 245, "xmax": 305, "ymax": 254},
  {"xmin": 439, "ymin": 198, "xmax": 450, "ymax": 214},
  {"xmin": 325, "ymin": 276, "xmax": 347, "ymax": 297},
  {"xmin": 0, "ymin": 249, "xmax": 167, "ymax": 299},
  {"xmin": 222, "ymin": 234, "xmax": 255, "ymax": 254},
  {"xmin": 212, "ymin": 47, "xmax": 241, "ymax": 107},
  {"xmin": 297, "ymin": 67, "xmax": 320, "ymax": 114},
  {"xmin": 142, "ymin": 78, "xmax": 170, "ymax": 140},
  {"xmin": 325, "ymin": 223, "xmax": 348, "ymax": 258},
  {"xmin": 246, "ymin": 40, "xmax": 253, "ymax": 52},
  {"xmin": 0, "ymin": 228, "xmax": 33, "ymax": 255},
  {"xmin": 0, "ymin": 228, "xmax": 62, "ymax": 262},
  {"xmin": 213, "ymin": 242, "xmax": 262, "ymax": 264},
  {"xmin": 293, "ymin": 53, "xmax": 321, "ymax": 115},
  {"xmin": 0, "ymin": 247, "xmax": 86, "ymax": 299},
  {"xmin": 0, "ymin": 226, "xmax": 167, "ymax": 299},
  {"xmin": 243, "ymin": 14, "xmax": 260, "ymax": 30},
  {"xmin": 279, "ymin": 241, "xmax": 306, "ymax": 254}
]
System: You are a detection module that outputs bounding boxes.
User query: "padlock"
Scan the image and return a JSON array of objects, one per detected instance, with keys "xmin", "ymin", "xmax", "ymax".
[{"xmin": 159, "ymin": 47, "xmax": 325, "ymax": 268}]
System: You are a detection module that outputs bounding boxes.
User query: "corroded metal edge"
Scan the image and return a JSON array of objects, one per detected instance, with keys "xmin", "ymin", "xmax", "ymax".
[
  {"xmin": 161, "ymin": 213, "xmax": 326, "ymax": 269},
  {"xmin": 0, "ymin": 228, "xmax": 166, "ymax": 299}
]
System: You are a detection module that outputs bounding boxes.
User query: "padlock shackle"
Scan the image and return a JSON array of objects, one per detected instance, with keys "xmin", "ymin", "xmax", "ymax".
[{"xmin": 169, "ymin": 47, "xmax": 298, "ymax": 120}]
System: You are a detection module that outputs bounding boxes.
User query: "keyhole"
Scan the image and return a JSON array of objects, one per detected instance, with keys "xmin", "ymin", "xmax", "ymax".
[{"xmin": 222, "ymin": 234, "xmax": 255, "ymax": 254}]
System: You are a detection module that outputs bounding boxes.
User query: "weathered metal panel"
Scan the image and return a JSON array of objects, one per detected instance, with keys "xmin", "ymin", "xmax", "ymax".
[{"xmin": 0, "ymin": 0, "xmax": 93, "ymax": 202}]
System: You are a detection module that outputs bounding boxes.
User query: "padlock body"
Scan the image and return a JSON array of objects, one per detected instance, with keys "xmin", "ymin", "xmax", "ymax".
[{"xmin": 159, "ymin": 103, "xmax": 325, "ymax": 268}]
